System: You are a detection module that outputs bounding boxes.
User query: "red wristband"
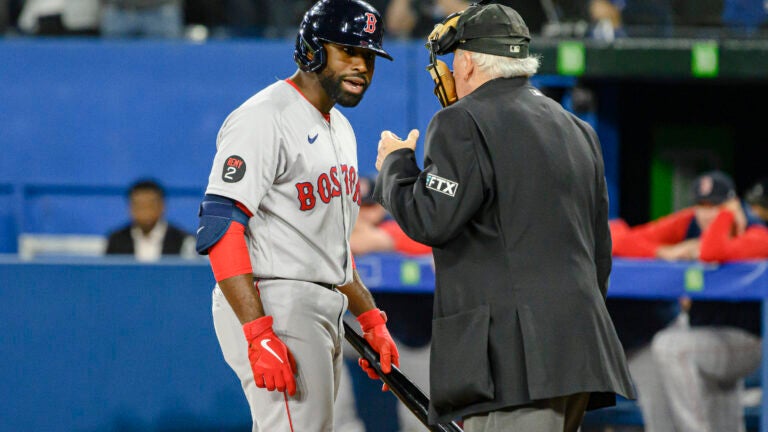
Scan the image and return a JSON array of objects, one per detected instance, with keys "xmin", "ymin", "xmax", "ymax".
[
  {"xmin": 242, "ymin": 315, "xmax": 273, "ymax": 340},
  {"xmin": 357, "ymin": 308, "xmax": 386, "ymax": 331}
]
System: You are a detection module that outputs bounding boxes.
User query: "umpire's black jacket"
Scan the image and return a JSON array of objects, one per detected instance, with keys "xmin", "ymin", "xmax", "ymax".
[{"xmin": 374, "ymin": 76, "xmax": 635, "ymax": 424}]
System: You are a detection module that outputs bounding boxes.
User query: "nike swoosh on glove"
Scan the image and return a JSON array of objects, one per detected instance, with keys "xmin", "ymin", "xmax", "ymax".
[
  {"xmin": 242, "ymin": 315, "xmax": 297, "ymax": 396},
  {"xmin": 356, "ymin": 308, "xmax": 400, "ymax": 392}
]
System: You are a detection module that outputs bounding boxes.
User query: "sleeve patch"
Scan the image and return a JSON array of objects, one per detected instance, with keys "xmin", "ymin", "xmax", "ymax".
[
  {"xmin": 222, "ymin": 155, "xmax": 246, "ymax": 183},
  {"xmin": 426, "ymin": 173, "xmax": 458, "ymax": 197}
]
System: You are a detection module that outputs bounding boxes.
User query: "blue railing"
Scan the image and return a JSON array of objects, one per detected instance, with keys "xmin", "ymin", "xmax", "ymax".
[{"xmin": 1, "ymin": 255, "xmax": 765, "ymax": 431}]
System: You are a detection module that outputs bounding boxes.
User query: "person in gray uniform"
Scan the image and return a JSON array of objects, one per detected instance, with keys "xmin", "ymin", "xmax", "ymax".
[{"xmin": 196, "ymin": 1, "xmax": 400, "ymax": 431}]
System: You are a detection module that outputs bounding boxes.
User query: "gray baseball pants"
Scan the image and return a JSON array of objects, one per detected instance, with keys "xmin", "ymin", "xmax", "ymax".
[
  {"xmin": 632, "ymin": 323, "xmax": 761, "ymax": 432},
  {"xmin": 212, "ymin": 279, "xmax": 349, "ymax": 432}
]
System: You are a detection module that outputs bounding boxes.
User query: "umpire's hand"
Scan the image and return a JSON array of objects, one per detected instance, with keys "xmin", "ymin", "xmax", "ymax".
[{"xmin": 376, "ymin": 129, "xmax": 419, "ymax": 171}]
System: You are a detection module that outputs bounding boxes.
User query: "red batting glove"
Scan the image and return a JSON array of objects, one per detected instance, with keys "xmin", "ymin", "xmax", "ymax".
[
  {"xmin": 242, "ymin": 316, "xmax": 297, "ymax": 396},
  {"xmin": 356, "ymin": 308, "xmax": 400, "ymax": 392}
]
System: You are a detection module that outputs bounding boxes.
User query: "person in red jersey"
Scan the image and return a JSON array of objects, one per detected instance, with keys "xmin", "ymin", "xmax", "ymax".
[
  {"xmin": 609, "ymin": 170, "xmax": 766, "ymax": 432},
  {"xmin": 351, "ymin": 175, "xmax": 432, "ymax": 256}
]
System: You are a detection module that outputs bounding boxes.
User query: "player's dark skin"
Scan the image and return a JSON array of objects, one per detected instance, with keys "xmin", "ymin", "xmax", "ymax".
[
  {"xmin": 289, "ymin": 43, "xmax": 376, "ymax": 114},
  {"xmin": 219, "ymin": 43, "xmax": 379, "ymax": 325}
]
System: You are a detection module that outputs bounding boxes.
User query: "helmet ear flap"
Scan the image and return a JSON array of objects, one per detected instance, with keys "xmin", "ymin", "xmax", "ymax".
[{"xmin": 295, "ymin": 33, "xmax": 326, "ymax": 72}]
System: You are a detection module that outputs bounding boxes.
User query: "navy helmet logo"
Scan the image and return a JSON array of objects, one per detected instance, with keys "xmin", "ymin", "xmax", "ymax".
[{"xmin": 363, "ymin": 12, "xmax": 377, "ymax": 34}]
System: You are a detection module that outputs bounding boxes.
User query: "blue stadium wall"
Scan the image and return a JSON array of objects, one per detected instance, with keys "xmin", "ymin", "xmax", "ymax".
[{"xmin": 0, "ymin": 39, "xmax": 619, "ymax": 253}]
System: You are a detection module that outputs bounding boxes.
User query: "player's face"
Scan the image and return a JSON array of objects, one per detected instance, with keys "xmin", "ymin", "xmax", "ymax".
[
  {"xmin": 694, "ymin": 203, "xmax": 720, "ymax": 231},
  {"xmin": 319, "ymin": 43, "xmax": 376, "ymax": 107}
]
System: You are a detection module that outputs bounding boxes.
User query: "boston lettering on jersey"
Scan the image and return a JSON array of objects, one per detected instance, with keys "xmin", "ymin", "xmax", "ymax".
[{"xmin": 295, "ymin": 164, "xmax": 360, "ymax": 210}]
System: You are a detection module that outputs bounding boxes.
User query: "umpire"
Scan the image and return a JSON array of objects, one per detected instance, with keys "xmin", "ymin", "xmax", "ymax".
[{"xmin": 371, "ymin": 3, "xmax": 635, "ymax": 431}]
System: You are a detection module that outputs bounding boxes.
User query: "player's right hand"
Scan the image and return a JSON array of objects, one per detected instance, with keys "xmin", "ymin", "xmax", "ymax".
[
  {"xmin": 356, "ymin": 308, "xmax": 400, "ymax": 392},
  {"xmin": 242, "ymin": 316, "xmax": 297, "ymax": 396}
]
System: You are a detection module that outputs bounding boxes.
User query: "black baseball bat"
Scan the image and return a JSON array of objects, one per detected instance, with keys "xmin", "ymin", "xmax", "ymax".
[{"xmin": 343, "ymin": 321, "xmax": 464, "ymax": 432}]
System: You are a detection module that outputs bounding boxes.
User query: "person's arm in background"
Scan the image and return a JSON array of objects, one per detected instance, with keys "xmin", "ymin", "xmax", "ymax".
[
  {"xmin": 350, "ymin": 220, "xmax": 395, "ymax": 255},
  {"xmin": 611, "ymin": 209, "xmax": 696, "ymax": 258},
  {"xmin": 699, "ymin": 200, "xmax": 768, "ymax": 262},
  {"xmin": 654, "ymin": 238, "xmax": 700, "ymax": 261},
  {"xmin": 436, "ymin": 0, "xmax": 471, "ymax": 14},
  {"xmin": 379, "ymin": 219, "xmax": 432, "ymax": 255},
  {"xmin": 385, "ymin": 0, "xmax": 417, "ymax": 38}
]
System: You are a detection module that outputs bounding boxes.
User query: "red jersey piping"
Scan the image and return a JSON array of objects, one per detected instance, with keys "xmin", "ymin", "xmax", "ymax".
[{"xmin": 285, "ymin": 79, "xmax": 331, "ymax": 122}]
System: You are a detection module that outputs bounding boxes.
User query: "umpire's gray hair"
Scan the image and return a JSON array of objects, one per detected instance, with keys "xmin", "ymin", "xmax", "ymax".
[{"xmin": 467, "ymin": 50, "xmax": 541, "ymax": 79}]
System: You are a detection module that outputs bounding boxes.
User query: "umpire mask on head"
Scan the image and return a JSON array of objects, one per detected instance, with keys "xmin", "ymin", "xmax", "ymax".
[
  {"xmin": 425, "ymin": 11, "xmax": 463, "ymax": 107},
  {"xmin": 425, "ymin": 2, "xmax": 532, "ymax": 107}
]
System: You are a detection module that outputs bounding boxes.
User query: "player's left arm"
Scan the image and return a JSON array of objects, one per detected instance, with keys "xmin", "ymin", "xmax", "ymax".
[
  {"xmin": 337, "ymin": 268, "xmax": 400, "ymax": 390},
  {"xmin": 338, "ymin": 267, "xmax": 377, "ymax": 316}
]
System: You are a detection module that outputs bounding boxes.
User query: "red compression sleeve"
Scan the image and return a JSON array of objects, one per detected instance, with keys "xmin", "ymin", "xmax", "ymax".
[
  {"xmin": 379, "ymin": 220, "xmax": 432, "ymax": 255},
  {"xmin": 700, "ymin": 211, "xmax": 768, "ymax": 262},
  {"xmin": 209, "ymin": 220, "xmax": 253, "ymax": 281},
  {"xmin": 612, "ymin": 209, "xmax": 695, "ymax": 257}
]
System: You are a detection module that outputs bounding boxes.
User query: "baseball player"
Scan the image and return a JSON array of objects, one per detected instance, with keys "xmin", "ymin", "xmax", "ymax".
[{"xmin": 194, "ymin": 1, "xmax": 400, "ymax": 431}]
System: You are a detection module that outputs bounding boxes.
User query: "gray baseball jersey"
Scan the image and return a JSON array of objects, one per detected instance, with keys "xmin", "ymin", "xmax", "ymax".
[
  {"xmin": 207, "ymin": 79, "xmax": 365, "ymax": 431},
  {"xmin": 205, "ymin": 80, "xmax": 362, "ymax": 286}
]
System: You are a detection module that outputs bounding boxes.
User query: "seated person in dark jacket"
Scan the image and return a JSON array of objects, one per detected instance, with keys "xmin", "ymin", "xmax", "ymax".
[{"xmin": 105, "ymin": 178, "xmax": 194, "ymax": 261}]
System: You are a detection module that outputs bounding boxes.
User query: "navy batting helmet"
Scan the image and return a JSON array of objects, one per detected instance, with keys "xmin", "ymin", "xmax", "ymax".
[{"xmin": 294, "ymin": 0, "xmax": 393, "ymax": 72}]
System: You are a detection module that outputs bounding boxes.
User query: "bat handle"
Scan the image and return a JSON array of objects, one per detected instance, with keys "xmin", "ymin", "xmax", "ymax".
[{"xmin": 343, "ymin": 322, "xmax": 464, "ymax": 432}]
